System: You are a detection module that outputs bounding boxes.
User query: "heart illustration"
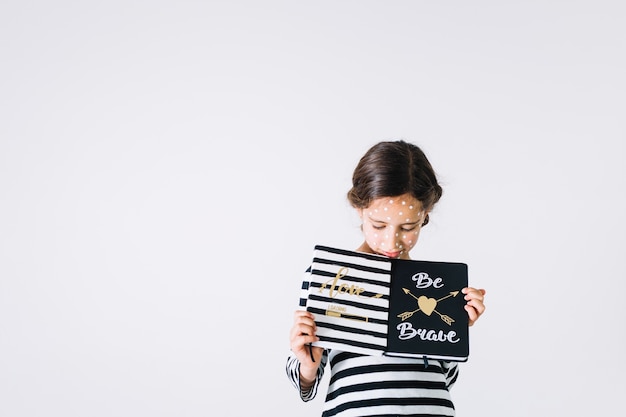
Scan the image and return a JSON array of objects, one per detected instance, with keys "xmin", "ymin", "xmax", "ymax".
[{"xmin": 417, "ymin": 296, "xmax": 437, "ymax": 316}]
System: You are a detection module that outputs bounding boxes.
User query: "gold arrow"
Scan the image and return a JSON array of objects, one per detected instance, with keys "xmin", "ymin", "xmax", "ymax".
[{"xmin": 397, "ymin": 289, "xmax": 461, "ymax": 323}]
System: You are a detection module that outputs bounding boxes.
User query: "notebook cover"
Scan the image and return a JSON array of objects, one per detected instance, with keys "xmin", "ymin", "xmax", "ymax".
[{"xmin": 306, "ymin": 245, "xmax": 469, "ymax": 361}]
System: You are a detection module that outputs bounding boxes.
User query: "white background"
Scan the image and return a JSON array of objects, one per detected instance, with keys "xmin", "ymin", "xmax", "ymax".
[{"xmin": 1, "ymin": 1, "xmax": 625, "ymax": 416}]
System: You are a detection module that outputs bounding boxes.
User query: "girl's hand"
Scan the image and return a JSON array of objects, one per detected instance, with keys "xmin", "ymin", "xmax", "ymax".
[
  {"xmin": 462, "ymin": 287, "xmax": 486, "ymax": 326},
  {"xmin": 289, "ymin": 310, "xmax": 324, "ymax": 382}
]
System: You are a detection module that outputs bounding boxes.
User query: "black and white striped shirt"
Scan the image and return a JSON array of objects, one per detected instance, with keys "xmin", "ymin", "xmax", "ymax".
[{"xmin": 286, "ymin": 272, "xmax": 459, "ymax": 416}]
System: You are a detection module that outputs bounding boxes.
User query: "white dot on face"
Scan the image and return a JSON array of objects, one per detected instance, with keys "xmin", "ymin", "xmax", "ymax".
[
  {"xmin": 389, "ymin": 200, "xmax": 393, "ymax": 204},
  {"xmin": 395, "ymin": 233, "xmax": 399, "ymax": 237},
  {"xmin": 384, "ymin": 207, "xmax": 388, "ymax": 211},
  {"xmin": 399, "ymin": 212, "xmax": 403, "ymax": 216},
  {"xmin": 402, "ymin": 201, "xmax": 406, "ymax": 205},
  {"xmin": 406, "ymin": 218, "xmax": 410, "ymax": 222},
  {"xmin": 386, "ymin": 216, "xmax": 391, "ymax": 220},
  {"xmin": 409, "ymin": 205, "xmax": 414, "ymax": 210}
]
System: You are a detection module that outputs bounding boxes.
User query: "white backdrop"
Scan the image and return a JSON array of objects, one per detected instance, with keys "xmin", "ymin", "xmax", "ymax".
[{"xmin": 1, "ymin": 1, "xmax": 625, "ymax": 416}]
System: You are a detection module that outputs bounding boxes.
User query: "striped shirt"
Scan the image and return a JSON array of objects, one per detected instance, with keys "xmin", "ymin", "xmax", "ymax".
[{"xmin": 286, "ymin": 271, "xmax": 459, "ymax": 416}]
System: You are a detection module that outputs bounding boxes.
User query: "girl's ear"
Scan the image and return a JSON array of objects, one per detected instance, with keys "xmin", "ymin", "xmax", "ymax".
[{"xmin": 356, "ymin": 208, "xmax": 365, "ymax": 232}]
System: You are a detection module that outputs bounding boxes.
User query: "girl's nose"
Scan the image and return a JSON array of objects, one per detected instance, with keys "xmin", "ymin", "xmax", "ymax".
[{"xmin": 382, "ymin": 231, "xmax": 403, "ymax": 250}]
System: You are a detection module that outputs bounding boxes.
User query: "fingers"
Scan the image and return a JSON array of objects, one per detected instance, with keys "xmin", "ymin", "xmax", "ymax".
[
  {"xmin": 293, "ymin": 310, "xmax": 317, "ymax": 327},
  {"xmin": 290, "ymin": 310, "xmax": 319, "ymax": 351},
  {"xmin": 462, "ymin": 287, "xmax": 486, "ymax": 326},
  {"xmin": 289, "ymin": 323, "xmax": 318, "ymax": 345},
  {"xmin": 463, "ymin": 287, "xmax": 485, "ymax": 299},
  {"xmin": 289, "ymin": 310, "xmax": 322, "ymax": 368},
  {"xmin": 290, "ymin": 311, "xmax": 316, "ymax": 335}
]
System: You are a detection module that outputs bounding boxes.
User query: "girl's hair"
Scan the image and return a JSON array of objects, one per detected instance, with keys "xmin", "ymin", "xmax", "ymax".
[{"xmin": 347, "ymin": 140, "xmax": 443, "ymax": 225}]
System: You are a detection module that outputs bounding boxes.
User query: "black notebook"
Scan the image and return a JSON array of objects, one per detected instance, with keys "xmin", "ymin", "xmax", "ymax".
[{"xmin": 305, "ymin": 245, "xmax": 470, "ymax": 362}]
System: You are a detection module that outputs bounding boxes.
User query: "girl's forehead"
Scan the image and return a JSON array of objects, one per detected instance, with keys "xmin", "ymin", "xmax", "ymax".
[{"xmin": 366, "ymin": 194, "xmax": 424, "ymax": 217}]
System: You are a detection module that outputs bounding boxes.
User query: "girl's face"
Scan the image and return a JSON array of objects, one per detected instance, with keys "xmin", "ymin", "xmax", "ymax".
[{"xmin": 357, "ymin": 194, "xmax": 427, "ymax": 260}]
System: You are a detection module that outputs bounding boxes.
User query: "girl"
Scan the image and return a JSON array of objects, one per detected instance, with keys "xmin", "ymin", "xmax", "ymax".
[{"xmin": 286, "ymin": 140, "xmax": 486, "ymax": 416}]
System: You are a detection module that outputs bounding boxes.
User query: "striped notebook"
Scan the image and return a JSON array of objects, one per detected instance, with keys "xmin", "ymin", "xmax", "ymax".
[{"xmin": 306, "ymin": 245, "xmax": 470, "ymax": 361}]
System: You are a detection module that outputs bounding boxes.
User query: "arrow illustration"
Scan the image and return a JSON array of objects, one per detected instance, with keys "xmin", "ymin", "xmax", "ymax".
[
  {"xmin": 433, "ymin": 309, "xmax": 455, "ymax": 326},
  {"xmin": 397, "ymin": 289, "xmax": 460, "ymax": 324},
  {"xmin": 436, "ymin": 291, "xmax": 459, "ymax": 303}
]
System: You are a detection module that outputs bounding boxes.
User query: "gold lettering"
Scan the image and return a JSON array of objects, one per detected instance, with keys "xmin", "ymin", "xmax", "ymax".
[{"xmin": 318, "ymin": 267, "xmax": 382, "ymax": 299}]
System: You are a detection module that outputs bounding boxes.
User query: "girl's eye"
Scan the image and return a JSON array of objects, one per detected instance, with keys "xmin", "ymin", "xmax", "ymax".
[
  {"xmin": 401, "ymin": 226, "xmax": 418, "ymax": 232},
  {"xmin": 372, "ymin": 224, "xmax": 386, "ymax": 230}
]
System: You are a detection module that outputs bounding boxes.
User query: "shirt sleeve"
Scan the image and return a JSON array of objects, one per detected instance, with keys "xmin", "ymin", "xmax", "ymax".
[
  {"xmin": 285, "ymin": 349, "xmax": 328, "ymax": 401},
  {"xmin": 441, "ymin": 360, "xmax": 460, "ymax": 389},
  {"xmin": 284, "ymin": 267, "xmax": 328, "ymax": 401}
]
